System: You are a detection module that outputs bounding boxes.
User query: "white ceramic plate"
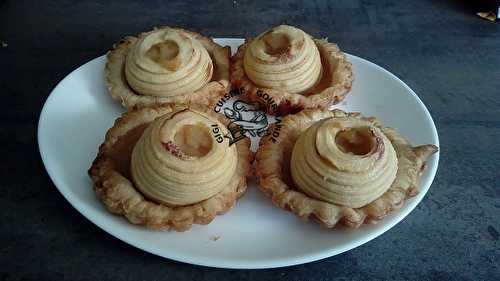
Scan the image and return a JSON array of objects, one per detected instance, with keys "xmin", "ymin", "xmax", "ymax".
[{"xmin": 38, "ymin": 38, "xmax": 439, "ymax": 269}]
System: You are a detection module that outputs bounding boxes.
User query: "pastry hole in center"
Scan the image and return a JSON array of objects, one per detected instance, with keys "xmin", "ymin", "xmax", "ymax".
[
  {"xmin": 335, "ymin": 127, "xmax": 376, "ymax": 156},
  {"xmin": 263, "ymin": 32, "xmax": 291, "ymax": 56},
  {"xmin": 173, "ymin": 123, "xmax": 213, "ymax": 157},
  {"xmin": 146, "ymin": 40, "xmax": 180, "ymax": 70}
]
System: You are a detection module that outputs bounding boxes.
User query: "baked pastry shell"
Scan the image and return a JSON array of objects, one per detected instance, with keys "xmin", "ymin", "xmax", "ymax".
[
  {"xmin": 106, "ymin": 27, "xmax": 231, "ymax": 109},
  {"xmin": 231, "ymin": 39, "xmax": 354, "ymax": 115},
  {"xmin": 88, "ymin": 105, "xmax": 253, "ymax": 231},
  {"xmin": 255, "ymin": 108, "xmax": 437, "ymax": 228}
]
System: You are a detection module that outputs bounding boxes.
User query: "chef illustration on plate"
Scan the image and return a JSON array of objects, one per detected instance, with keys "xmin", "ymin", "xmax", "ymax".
[{"xmin": 223, "ymin": 100, "xmax": 269, "ymax": 138}]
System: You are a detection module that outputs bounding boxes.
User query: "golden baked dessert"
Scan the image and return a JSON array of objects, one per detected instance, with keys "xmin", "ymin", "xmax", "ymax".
[
  {"xmin": 89, "ymin": 105, "xmax": 253, "ymax": 231},
  {"xmin": 256, "ymin": 108, "xmax": 437, "ymax": 227},
  {"xmin": 106, "ymin": 27, "xmax": 230, "ymax": 108},
  {"xmin": 232, "ymin": 25, "xmax": 353, "ymax": 115}
]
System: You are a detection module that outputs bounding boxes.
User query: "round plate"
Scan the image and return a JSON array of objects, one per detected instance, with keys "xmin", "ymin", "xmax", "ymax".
[{"xmin": 38, "ymin": 38, "xmax": 439, "ymax": 269}]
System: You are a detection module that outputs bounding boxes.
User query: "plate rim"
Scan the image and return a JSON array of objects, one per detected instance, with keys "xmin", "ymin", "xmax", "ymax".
[{"xmin": 37, "ymin": 39, "xmax": 440, "ymax": 269}]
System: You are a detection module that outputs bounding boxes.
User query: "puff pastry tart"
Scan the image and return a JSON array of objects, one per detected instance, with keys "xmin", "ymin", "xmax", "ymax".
[
  {"xmin": 232, "ymin": 25, "xmax": 353, "ymax": 115},
  {"xmin": 89, "ymin": 105, "xmax": 253, "ymax": 231},
  {"xmin": 106, "ymin": 27, "xmax": 230, "ymax": 108},
  {"xmin": 256, "ymin": 109, "xmax": 437, "ymax": 228}
]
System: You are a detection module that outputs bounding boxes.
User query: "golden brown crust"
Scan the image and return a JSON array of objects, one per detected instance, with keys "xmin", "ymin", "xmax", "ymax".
[
  {"xmin": 105, "ymin": 27, "xmax": 230, "ymax": 109},
  {"xmin": 231, "ymin": 39, "xmax": 354, "ymax": 115},
  {"xmin": 88, "ymin": 105, "xmax": 253, "ymax": 231},
  {"xmin": 255, "ymin": 108, "xmax": 437, "ymax": 228}
]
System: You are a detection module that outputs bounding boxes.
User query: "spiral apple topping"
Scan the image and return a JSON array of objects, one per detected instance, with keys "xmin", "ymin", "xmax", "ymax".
[
  {"xmin": 125, "ymin": 27, "xmax": 214, "ymax": 97},
  {"xmin": 290, "ymin": 117, "xmax": 398, "ymax": 208},
  {"xmin": 130, "ymin": 109, "xmax": 237, "ymax": 206},
  {"xmin": 243, "ymin": 25, "xmax": 322, "ymax": 95}
]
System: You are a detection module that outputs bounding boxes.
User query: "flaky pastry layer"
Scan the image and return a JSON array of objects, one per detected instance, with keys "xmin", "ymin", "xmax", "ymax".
[
  {"xmin": 89, "ymin": 105, "xmax": 253, "ymax": 231},
  {"xmin": 255, "ymin": 108, "xmax": 437, "ymax": 228},
  {"xmin": 105, "ymin": 27, "xmax": 230, "ymax": 109},
  {"xmin": 232, "ymin": 39, "xmax": 353, "ymax": 115}
]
